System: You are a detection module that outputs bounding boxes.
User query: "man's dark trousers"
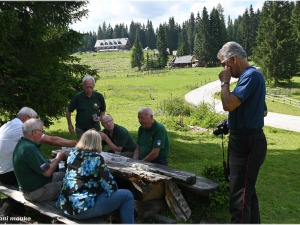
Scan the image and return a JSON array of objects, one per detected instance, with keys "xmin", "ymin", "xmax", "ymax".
[{"xmin": 228, "ymin": 131, "xmax": 267, "ymax": 223}]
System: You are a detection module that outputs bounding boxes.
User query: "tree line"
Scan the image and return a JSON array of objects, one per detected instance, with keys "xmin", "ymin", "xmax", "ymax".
[
  {"xmin": 78, "ymin": 1, "xmax": 300, "ymax": 84},
  {"xmin": 0, "ymin": 1, "xmax": 299, "ymax": 125}
]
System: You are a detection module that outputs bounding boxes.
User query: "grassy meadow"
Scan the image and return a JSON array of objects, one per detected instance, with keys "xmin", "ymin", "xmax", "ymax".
[{"xmin": 39, "ymin": 51, "xmax": 300, "ymax": 223}]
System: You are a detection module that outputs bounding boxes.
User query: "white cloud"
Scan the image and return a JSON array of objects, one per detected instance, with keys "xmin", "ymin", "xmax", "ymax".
[{"xmin": 70, "ymin": 0, "xmax": 265, "ymax": 33}]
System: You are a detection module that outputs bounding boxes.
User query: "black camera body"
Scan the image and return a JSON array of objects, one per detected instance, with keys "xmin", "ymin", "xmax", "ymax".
[{"xmin": 213, "ymin": 119, "xmax": 229, "ymax": 135}]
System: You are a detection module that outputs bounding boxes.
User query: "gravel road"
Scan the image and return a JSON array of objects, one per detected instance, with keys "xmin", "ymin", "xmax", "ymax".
[{"xmin": 185, "ymin": 79, "xmax": 300, "ymax": 133}]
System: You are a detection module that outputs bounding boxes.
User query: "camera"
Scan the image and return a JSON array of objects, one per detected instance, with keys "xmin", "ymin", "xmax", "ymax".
[{"xmin": 213, "ymin": 119, "xmax": 229, "ymax": 135}]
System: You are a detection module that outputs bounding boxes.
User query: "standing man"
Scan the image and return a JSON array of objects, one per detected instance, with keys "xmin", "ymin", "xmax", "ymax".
[
  {"xmin": 217, "ymin": 41, "xmax": 268, "ymax": 223},
  {"xmin": 100, "ymin": 114, "xmax": 137, "ymax": 158},
  {"xmin": 13, "ymin": 118, "xmax": 66, "ymax": 201},
  {"xmin": 66, "ymin": 75, "xmax": 106, "ymax": 140},
  {"xmin": 0, "ymin": 107, "xmax": 76, "ymax": 185},
  {"xmin": 133, "ymin": 107, "xmax": 170, "ymax": 166}
]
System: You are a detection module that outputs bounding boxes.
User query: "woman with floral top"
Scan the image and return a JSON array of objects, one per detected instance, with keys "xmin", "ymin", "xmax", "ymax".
[{"xmin": 56, "ymin": 129, "xmax": 135, "ymax": 223}]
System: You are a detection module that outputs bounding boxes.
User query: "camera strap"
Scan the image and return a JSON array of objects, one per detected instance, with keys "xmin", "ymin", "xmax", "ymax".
[{"xmin": 222, "ymin": 133, "xmax": 230, "ymax": 182}]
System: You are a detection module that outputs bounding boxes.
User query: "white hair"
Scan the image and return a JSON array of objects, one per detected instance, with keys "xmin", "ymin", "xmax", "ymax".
[
  {"xmin": 139, "ymin": 107, "xmax": 154, "ymax": 117},
  {"xmin": 22, "ymin": 118, "xmax": 43, "ymax": 135},
  {"xmin": 82, "ymin": 75, "xmax": 95, "ymax": 85},
  {"xmin": 17, "ymin": 107, "xmax": 37, "ymax": 119}
]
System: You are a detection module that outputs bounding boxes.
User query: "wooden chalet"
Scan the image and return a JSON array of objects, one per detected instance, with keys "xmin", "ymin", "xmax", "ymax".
[
  {"xmin": 94, "ymin": 38, "xmax": 131, "ymax": 52},
  {"xmin": 171, "ymin": 55, "xmax": 199, "ymax": 68}
]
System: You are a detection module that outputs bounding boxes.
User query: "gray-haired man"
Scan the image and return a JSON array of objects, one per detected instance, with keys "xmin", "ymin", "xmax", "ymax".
[{"xmin": 66, "ymin": 75, "xmax": 106, "ymax": 140}]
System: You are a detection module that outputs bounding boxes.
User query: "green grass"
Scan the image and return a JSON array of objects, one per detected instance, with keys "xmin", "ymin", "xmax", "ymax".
[{"xmin": 37, "ymin": 51, "xmax": 300, "ymax": 223}]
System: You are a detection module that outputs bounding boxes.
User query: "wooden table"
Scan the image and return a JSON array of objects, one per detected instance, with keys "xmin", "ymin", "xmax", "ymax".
[{"xmin": 51, "ymin": 150, "xmax": 219, "ymax": 222}]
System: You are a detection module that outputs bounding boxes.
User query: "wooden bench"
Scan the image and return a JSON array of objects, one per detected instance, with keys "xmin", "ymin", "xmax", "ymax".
[
  {"xmin": 0, "ymin": 182, "xmax": 107, "ymax": 224},
  {"xmin": 0, "ymin": 151, "xmax": 219, "ymax": 223}
]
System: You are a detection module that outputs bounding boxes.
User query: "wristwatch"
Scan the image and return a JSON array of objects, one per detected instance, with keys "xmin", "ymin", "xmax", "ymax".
[{"xmin": 221, "ymin": 81, "xmax": 230, "ymax": 87}]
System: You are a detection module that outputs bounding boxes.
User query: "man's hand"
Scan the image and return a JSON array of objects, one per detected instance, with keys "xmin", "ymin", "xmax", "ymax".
[
  {"xmin": 56, "ymin": 151, "xmax": 67, "ymax": 161},
  {"xmin": 99, "ymin": 132, "xmax": 108, "ymax": 141},
  {"xmin": 219, "ymin": 66, "xmax": 232, "ymax": 83},
  {"xmin": 68, "ymin": 124, "xmax": 74, "ymax": 134}
]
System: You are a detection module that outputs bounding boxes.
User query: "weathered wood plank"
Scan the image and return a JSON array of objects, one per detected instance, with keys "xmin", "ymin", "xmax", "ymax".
[
  {"xmin": 0, "ymin": 182, "xmax": 105, "ymax": 224},
  {"xmin": 177, "ymin": 176, "xmax": 219, "ymax": 197},
  {"xmin": 52, "ymin": 150, "xmax": 197, "ymax": 185},
  {"xmin": 107, "ymin": 163, "xmax": 171, "ymax": 183},
  {"xmin": 164, "ymin": 180, "xmax": 191, "ymax": 222},
  {"xmin": 124, "ymin": 158, "xmax": 197, "ymax": 185}
]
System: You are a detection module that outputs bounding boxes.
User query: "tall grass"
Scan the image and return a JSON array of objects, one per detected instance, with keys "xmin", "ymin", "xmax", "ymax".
[{"xmin": 38, "ymin": 51, "xmax": 300, "ymax": 223}]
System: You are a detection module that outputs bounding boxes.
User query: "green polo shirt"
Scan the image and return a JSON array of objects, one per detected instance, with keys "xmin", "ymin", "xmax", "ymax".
[
  {"xmin": 102, "ymin": 124, "xmax": 137, "ymax": 152},
  {"xmin": 67, "ymin": 91, "xmax": 106, "ymax": 131},
  {"xmin": 137, "ymin": 120, "xmax": 170, "ymax": 158},
  {"xmin": 13, "ymin": 137, "xmax": 52, "ymax": 191}
]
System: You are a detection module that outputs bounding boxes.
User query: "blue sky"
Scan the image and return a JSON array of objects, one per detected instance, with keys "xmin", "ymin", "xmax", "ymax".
[{"xmin": 70, "ymin": 0, "xmax": 265, "ymax": 33}]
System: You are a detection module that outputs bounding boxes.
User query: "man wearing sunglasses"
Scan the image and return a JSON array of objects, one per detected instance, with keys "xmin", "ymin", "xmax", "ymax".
[{"xmin": 217, "ymin": 42, "xmax": 268, "ymax": 223}]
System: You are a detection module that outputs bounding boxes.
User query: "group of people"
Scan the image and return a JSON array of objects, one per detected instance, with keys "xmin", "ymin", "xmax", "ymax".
[
  {"xmin": 0, "ymin": 41, "xmax": 268, "ymax": 224},
  {"xmin": 66, "ymin": 74, "xmax": 170, "ymax": 166},
  {"xmin": 0, "ymin": 75, "xmax": 170, "ymax": 223}
]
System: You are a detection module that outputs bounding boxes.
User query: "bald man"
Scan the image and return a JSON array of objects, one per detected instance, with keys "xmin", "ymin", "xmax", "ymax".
[{"xmin": 133, "ymin": 107, "xmax": 170, "ymax": 166}]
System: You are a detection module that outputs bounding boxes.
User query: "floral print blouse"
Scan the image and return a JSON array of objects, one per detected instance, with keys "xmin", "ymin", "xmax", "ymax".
[{"xmin": 56, "ymin": 149, "xmax": 118, "ymax": 215}]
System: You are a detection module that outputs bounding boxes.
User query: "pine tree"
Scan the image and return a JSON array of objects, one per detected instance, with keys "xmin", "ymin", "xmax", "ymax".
[
  {"xmin": 0, "ymin": 1, "xmax": 96, "ymax": 125},
  {"xmin": 156, "ymin": 24, "xmax": 169, "ymax": 68},
  {"xmin": 187, "ymin": 12, "xmax": 195, "ymax": 54},
  {"xmin": 291, "ymin": 1, "xmax": 300, "ymax": 76},
  {"xmin": 131, "ymin": 35, "xmax": 144, "ymax": 71},
  {"xmin": 177, "ymin": 22, "xmax": 189, "ymax": 56},
  {"xmin": 194, "ymin": 7, "xmax": 211, "ymax": 64},
  {"xmin": 209, "ymin": 8, "xmax": 224, "ymax": 63},
  {"xmin": 166, "ymin": 17, "xmax": 179, "ymax": 54},
  {"xmin": 146, "ymin": 20, "xmax": 156, "ymax": 49},
  {"xmin": 253, "ymin": 1, "xmax": 298, "ymax": 85}
]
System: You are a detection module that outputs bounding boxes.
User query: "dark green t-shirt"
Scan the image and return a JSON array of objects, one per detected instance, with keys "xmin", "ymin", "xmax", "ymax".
[
  {"xmin": 137, "ymin": 120, "xmax": 170, "ymax": 158},
  {"xmin": 102, "ymin": 124, "xmax": 137, "ymax": 152},
  {"xmin": 67, "ymin": 91, "xmax": 106, "ymax": 131},
  {"xmin": 12, "ymin": 137, "xmax": 52, "ymax": 191}
]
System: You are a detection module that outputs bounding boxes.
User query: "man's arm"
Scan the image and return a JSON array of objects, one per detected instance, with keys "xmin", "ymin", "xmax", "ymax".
[
  {"xmin": 133, "ymin": 145, "xmax": 140, "ymax": 160},
  {"xmin": 220, "ymin": 85, "xmax": 242, "ymax": 111},
  {"xmin": 142, "ymin": 148, "xmax": 160, "ymax": 162},
  {"xmin": 41, "ymin": 135, "xmax": 77, "ymax": 147},
  {"xmin": 99, "ymin": 132, "xmax": 122, "ymax": 153},
  {"xmin": 43, "ymin": 151, "xmax": 66, "ymax": 177},
  {"xmin": 66, "ymin": 107, "xmax": 74, "ymax": 134}
]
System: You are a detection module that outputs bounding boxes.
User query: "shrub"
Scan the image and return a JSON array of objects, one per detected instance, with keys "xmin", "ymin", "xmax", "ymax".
[
  {"xmin": 200, "ymin": 163, "xmax": 230, "ymax": 219},
  {"xmin": 189, "ymin": 103, "xmax": 225, "ymax": 128},
  {"xmin": 157, "ymin": 97, "xmax": 194, "ymax": 117}
]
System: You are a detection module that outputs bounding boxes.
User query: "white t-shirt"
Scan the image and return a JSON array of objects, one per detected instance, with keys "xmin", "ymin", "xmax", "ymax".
[{"xmin": 0, "ymin": 118, "xmax": 23, "ymax": 174}]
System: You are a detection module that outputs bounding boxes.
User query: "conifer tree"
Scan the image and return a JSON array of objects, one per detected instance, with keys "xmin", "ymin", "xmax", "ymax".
[
  {"xmin": 0, "ymin": 1, "xmax": 96, "ymax": 125},
  {"xmin": 131, "ymin": 35, "xmax": 144, "ymax": 71},
  {"xmin": 253, "ymin": 1, "xmax": 298, "ymax": 85},
  {"xmin": 156, "ymin": 24, "xmax": 169, "ymax": 68}
]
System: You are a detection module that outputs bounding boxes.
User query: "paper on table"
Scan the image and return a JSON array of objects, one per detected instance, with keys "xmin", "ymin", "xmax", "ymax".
[
  {"xmin": 100, "ymin": 152, "xmax": 128, "ymax": 164},
  {"xmin": 132, "ymin": 163, "xmax": 149, "ymax": 171}
]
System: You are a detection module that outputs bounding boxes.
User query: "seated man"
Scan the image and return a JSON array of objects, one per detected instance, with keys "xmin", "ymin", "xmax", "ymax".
[
  {"xmin": 13, "ymin": 118, "xmax": 66, "ymax": 202},
  {"xmin": 133, "ymin": 107, "xmax": 170, "ymax": 166},
  {"xmin": 0, "ymin": 107, "xmax": 76, "ymax": 185},
  {"xmin": 99, "ymin": 114, "xmax": 136, "ymax": 158}
]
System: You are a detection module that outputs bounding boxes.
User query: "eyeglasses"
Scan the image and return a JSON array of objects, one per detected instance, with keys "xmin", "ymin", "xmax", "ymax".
[
  {"xmin": 84, "ymin": 85, "xmax": 94, "ymax": 89},
  {"xmin": 221, "ymin": 57, "xmax": 230, "ymax": 67},
  {"xmin": 102, "ymin": 119, "xmax": 113, "ymax": 125},
  {"xmin": 32, "ymin": 129, "xmax": 45, "ymax": 134}
]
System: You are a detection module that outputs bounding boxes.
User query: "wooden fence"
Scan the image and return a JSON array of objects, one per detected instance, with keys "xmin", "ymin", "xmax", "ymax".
[{"xmin": 266, "ymin": 88, "xmax": 300, "ymax": 108}]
